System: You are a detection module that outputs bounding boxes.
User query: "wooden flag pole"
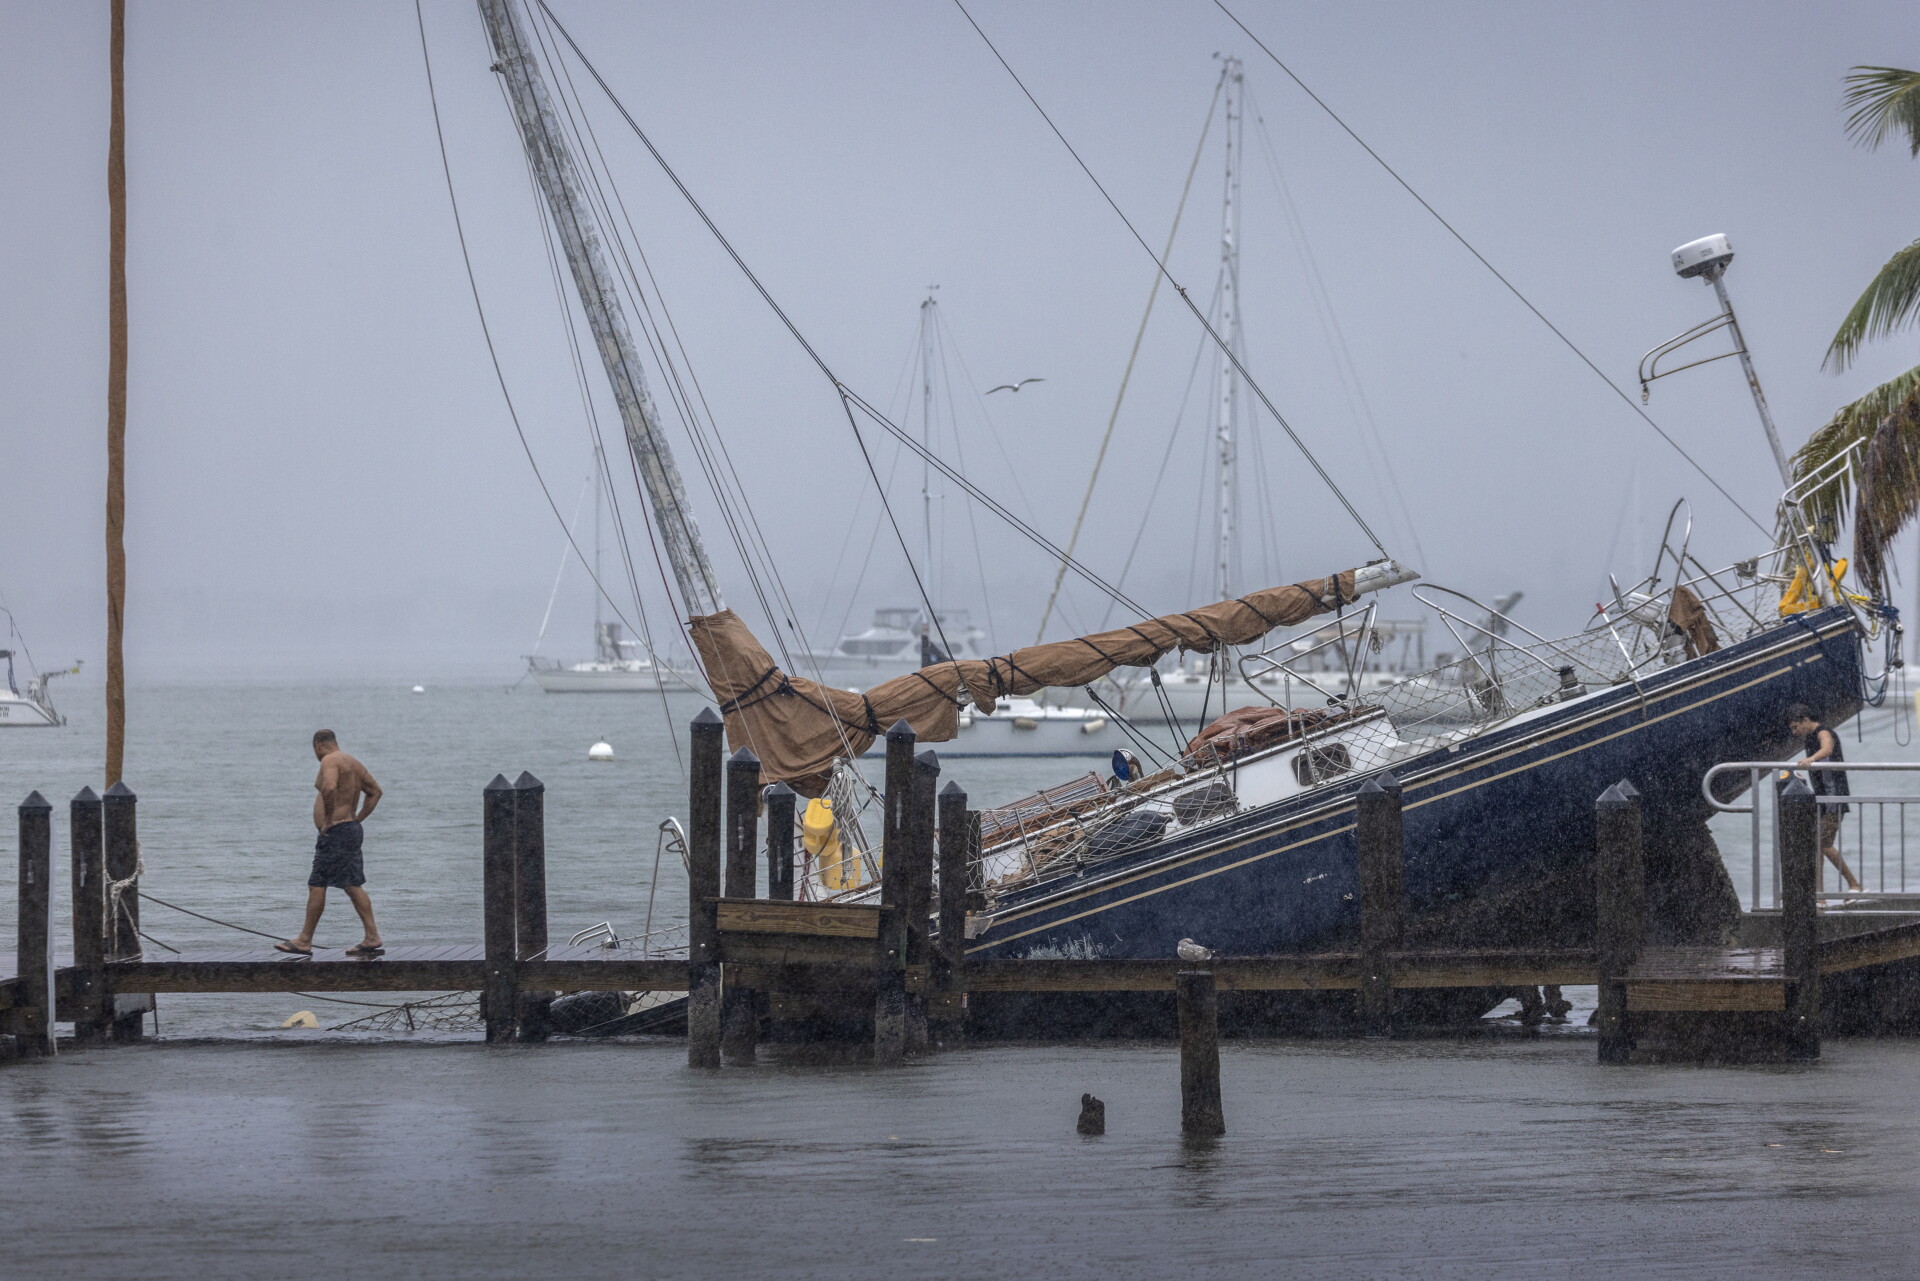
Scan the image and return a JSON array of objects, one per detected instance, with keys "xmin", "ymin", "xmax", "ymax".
[{"xmin": 105, "ymin": 0, "xmax": 128, "ymax": 787}]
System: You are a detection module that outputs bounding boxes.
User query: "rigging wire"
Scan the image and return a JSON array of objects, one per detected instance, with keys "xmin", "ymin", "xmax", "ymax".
[
  {"xmin": 1035, "ymin": 65, "xmax": 1225, "ymax": 644},
  {"xmin": 530, "ymin": 475, "xmax": 593, "ymax": 654},
  {"xmin": 948, "ymin": 0, "xmax": 1388, "ymax": 558},
  {"xmin": 534, "ymin": 0, "xmax": 1153, "ymax": 628},
  {"xmin": 1211, "ymin": 0, "xmax": 1768, "ymax": 536},
  {"xmin": 1243, "ymin": 79, "xmax": 1428, "ymax": 571},
  {"xmin": 412, "ymin": 0, "xmax": 661, "ymax": 680}
]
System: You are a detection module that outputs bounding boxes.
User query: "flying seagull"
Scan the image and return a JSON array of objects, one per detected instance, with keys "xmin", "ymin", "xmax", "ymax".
[
  {"xmin": 986, "ymin": 377, "xmax": 1045, "ymax": 394},
  {"xmin": 1176, "ymin": 937, "xmax": 1216, "ymax": 962}
]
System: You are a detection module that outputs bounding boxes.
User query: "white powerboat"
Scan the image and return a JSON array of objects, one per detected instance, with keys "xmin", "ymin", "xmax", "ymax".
[
  {"xmin": 0, "ymin": 649, "xmax": 76, "ymax": 728},
  {"xmin": 795, "ymin": 606, "xmax": 991, "ymax": 681}
]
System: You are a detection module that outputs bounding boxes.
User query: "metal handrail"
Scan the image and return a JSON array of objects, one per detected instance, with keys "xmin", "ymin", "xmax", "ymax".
[{"xmin": 1704, "ymin": 760, "xmax": 1920, "ymax": 909}]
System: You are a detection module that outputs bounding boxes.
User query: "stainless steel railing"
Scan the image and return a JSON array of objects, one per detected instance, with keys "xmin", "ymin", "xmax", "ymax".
[{"xmin": 1704, "ymin": 760, "xmax": 1920, "ymax": 908}]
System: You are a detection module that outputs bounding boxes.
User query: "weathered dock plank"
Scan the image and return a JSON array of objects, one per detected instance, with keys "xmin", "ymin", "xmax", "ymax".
[{"xmin": 714, "ymin": 899, "xmax": 880, "ymax": 939}]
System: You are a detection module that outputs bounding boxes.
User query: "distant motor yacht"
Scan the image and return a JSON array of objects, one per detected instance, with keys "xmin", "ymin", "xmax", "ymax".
[
  {"xmin": 527, "ymin": 623, "xmax": 704, "ymax": 694},
  {"xmin": 795, "ymin": 607, "xmax": 991, "ymax": 681}
]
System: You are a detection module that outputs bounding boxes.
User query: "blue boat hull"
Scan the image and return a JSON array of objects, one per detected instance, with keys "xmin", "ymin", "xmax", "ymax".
[{"xmin": 970, "ymin": 608, "xmax": 1864, "ymax": 972}]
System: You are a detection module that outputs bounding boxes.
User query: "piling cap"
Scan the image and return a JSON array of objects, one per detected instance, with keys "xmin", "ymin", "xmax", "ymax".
[
  {"xmin": 1357, "ymin": 773, "xmax": 1401, "ymax": 800},
  {"xmin": 887, "ymin": 718, "xmax": 916, "ymax": 740},
  {"xmin": 20, "ymin": 790, "xmax": 50, "ymax": 812},
  {"xmin": 484, "ymin": 772, "xmax": 514, "ymax": 792},
  {"xmin": 1615, "ymin": 778, "xmax": 1642, "ymax": 802},
  {"xmin": 71, "ymin": 785, "xmax": 99, "ymax": 804},
  {"xmin": 1780, "ymin": 775, "xmax": 1815, "ymax": 798},
  {"xmin": 915, "ymin": 749, "xmax": 941, "ymax": 772},
  {"xmin": 513, "ymin": 770, "xmax": 544, "ymax": 792},
  {"xmin": 764, "ymin": 781, "xmax": 796, "ymax": 799},
  {"xmin": 103, "ymin": 780, "xmax": 136, "ymax": 802},
  {"xmin": 692, "ymin": 707, "xmax": 723, "ymax": 728},
  {"xmin": 1596, "ymin": 782, "xmax": 1627, "ymax": 808},
  {"xmin": 939, "ymin": 779, "xmax": 967, "ymax": 799},
  {"xmin": 728, "ymin": 746, "xmax": 761, "ymax": 767}
]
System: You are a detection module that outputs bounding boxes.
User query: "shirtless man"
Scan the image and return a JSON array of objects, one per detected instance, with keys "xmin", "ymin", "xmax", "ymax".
[{"xmin": 278, "ymin": 729, "xmax": 385, "ymax": 956}]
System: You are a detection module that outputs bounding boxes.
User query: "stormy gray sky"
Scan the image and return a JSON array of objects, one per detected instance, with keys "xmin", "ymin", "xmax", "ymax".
[{"xmin": 3, "ymin": 0, "xmax": 1917, "ymax": 681}]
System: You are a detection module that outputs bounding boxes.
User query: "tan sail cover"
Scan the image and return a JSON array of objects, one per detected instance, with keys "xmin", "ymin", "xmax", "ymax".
[{"xmin": 689, "ymin": 571, "xmax": 1358, "ymax": 792}]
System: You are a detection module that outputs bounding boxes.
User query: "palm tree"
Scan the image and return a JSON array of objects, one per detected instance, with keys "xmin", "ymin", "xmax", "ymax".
[{"xmin": 1792, "ymin": 66, "xmax": 1920, "ymax": 595}]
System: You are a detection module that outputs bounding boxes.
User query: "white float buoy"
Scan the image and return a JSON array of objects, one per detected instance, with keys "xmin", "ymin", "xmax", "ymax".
[
  {"xmin": 281, "ymin": 1010, "xmax": 319, "ymax": 1029},
  {"xmin": 588, "ymin": 739, "xmax": 615, "ymax": 762},
  {"xmin": 411, "ymin": 685, "xmax": 426, "ymax": 694}
]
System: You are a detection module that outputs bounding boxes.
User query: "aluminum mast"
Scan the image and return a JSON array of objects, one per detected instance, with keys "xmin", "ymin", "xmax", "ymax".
[
  {"xmin": 477, "ymin": 0, "xmax": 724, "ymax": 617},
  {"xmin": 1213, "ymin": 56, "xmax": 1243, "ymax": 602}
]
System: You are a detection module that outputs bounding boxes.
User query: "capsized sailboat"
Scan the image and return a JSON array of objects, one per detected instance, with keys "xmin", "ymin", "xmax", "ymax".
[{"xmin": 470, "ymin": 2, "xmax": 1886, "ymax": 1033}]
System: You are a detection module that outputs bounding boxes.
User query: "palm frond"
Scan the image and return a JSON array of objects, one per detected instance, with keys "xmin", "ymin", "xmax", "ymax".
[
  {"xmin": 1825, "ymin": 238, "xmax": 1920, "ymax": 370},
  {"xmin": 1793, "ymin": 365, "xmax": 1920, "ymax": 595},
  {"xmin": 1843, "ymin": 66, "xmax": 1920, "ymax": 156}
]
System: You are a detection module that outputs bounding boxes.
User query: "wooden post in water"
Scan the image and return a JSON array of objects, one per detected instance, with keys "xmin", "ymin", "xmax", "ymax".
[
  {"xmin": 102, "ymin": 780, "xmax": 143, "ymax": 1042},
  {"xmin": 932, "ymin": 780, "xmax": 970, "ymax": 1044},
  {"xmin": 1177, "ymin": 969, "xmax": 1225, "ymax": 1137},
  {"xmin": 512, "ymin": 771, "xmax": 550, "ymax": 1043},
  {"xmin": 1355, "ymin": 773, "xmax": 1404, "ymax": 1037},
  {"xmin": 765, "ymin": 782, "xmax": 796, "ymax": 902},
  {"xmin": 69, "ymin": 787, "xmax": 107, "ymax": 1042},
  {"xmin": 686, "ymin": 709, "xmax": 725, "ymax": 1069},
  {"xmin": 1595, "ymin": 782, "xmax": 1644, "ymax": 1065},
  {"xmin": 905, "ymin": 749, "xmax": 939, "ymax": 1053},
  {"xmin": 1779, "ymin": 777, "xmax": 1821, "ymax": 1061},
  {"xmin": 874, "ymin": 719, "xmax": 916, "ymax": 1065},
  {"xmin": 482, "ymin": 774, "xmax": 518, "ymax": 1043},
  {"xmin": 721, "ymin": 747, "xmax": 761, "ymax": 1064},
  {"xmin": 16, "ymin": 792, "xmax": 55, "ymax": 1057}
]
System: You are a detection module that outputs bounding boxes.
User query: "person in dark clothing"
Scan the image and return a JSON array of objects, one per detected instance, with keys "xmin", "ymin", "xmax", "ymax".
[{"xmin": 1787, "ymin": 703, "xmax": 1862, "ymax": 892}]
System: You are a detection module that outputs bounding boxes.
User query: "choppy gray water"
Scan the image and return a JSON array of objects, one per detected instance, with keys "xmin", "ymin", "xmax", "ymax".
[{"xmin": 4, "ymin": 683, "xmax": 1920, "ymax": 1277}]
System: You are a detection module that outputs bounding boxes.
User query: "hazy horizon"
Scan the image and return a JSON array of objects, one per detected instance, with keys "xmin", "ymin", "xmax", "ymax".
[{"xmin": 5, "ymin": 0, "xmax": 1918, "ymax": 690}]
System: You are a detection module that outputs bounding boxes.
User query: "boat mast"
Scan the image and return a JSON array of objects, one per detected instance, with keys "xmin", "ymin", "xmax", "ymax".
[
  {"xmin": 592, "ymin": 443, "xmax": 605, "ymax": 654},
  {"xmin": 1213, "ymin": 57, "xmax": 1243, "ymax": 603},
  {"xmin": 920, "ymin": 291, "xmax": 937, "ymax": 609},
  {"xmin": 477, "ymin": 0, "xmax": 724, "ymax": 618}
]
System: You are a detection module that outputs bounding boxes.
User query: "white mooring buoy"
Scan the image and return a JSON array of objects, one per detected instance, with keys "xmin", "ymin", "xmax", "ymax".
[
  {"xmin": 588, "ymin": 739, "xmax": 615, "ymax": 762},
  {"xmin": 411, "ymin": 685, "xmax": 426, "ymax": 694}
]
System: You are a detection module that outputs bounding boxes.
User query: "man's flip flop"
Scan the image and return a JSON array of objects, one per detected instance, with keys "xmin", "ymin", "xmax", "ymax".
[
  {"xmin": 273, "ymin": 941, "xmax": 313, "ymax": 956},
  {"xmin": 345, "ymin": 944, "xmax": 386, "ymax": 958}
]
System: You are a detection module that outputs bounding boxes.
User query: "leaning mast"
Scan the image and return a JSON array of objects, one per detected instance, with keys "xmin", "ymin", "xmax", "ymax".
[{"xmin": 477, "ymin": 0, "xmax": 723, "ymax": 618}]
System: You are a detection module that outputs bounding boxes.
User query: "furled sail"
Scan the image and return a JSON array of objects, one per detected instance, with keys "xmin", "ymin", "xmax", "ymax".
[{"xmin": 691, "ymin": 567, "xmax": 1410, "ymax": 792}]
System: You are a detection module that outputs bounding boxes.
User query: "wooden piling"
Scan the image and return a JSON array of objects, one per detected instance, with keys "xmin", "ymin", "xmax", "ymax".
[
  {"xmin": 16, "ymin": 792, "xmax": 55, "ymax": 1057},
  {"xmin": 932, "ymin": 780, "xmax": 969, "ymax": 1044},
  {"xmin": 1595, "ymin": 782, "xmax": 1644, "ymax": 1065},
  {"xmin": 1177, "ymin": 969, "xmax": 1225, "ymax": 1137},
  {"xmin": 512, "ymin": 771, "xmax": 551, "ymax": 1043},
  {"xmin": 721, "ymin": 747, "xmax": 762, "ymax": 1064},
  {"xmin": 1355, "ymin": 773, "xmax": 1404, "ymax": 1037},
  {"xmin": 69, "ymin": 787, "xmax": 107, "ymax": 1042},
  {"xmin": 764, "ymin": 782, "xmax": 796, "ymax": 902},
  {"xmin": 874, "ymin": 719, "xmax": 915, "ymax": 1065},
  {"xmin": 101, "ymin": 781, "xmax": 145, "ymax": 1041},
  {"xmin": 905, "ymin": 749, "xmax": 939, "ymax": 1052},
  {"xmin": 686, "ymin": 708, "xmax": 725, "ymax": 1069},
  {"xmin": 482, "ymin": 774, "xmax": 518, "ymax": 1043},
  {"xmin": 1779, "ymin": 777, "xmax": 1820, "ymax": 1061}
]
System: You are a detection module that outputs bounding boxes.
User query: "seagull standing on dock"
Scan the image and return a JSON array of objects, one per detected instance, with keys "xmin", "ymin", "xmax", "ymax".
[
  {"xmin": 1176, "ymin": 937, "xmax": 1216, "ymax": 962},
  {"xmin": 986, "ymin": 377, "xmax": 1044, "ymax": 394}
]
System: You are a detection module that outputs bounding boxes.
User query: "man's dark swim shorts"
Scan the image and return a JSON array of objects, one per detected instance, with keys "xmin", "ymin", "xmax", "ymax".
[{"xmin": 309, "ymin": 820, "xmax": 365, "ymax": 888}]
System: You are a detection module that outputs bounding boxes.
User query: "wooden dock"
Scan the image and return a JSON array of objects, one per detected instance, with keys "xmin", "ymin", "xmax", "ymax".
[{"xmin": 9, "ymin": 716, "xmax": 1920, "ymax": 1099}]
